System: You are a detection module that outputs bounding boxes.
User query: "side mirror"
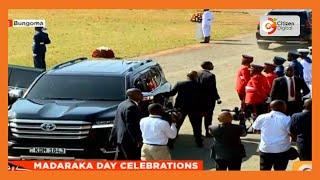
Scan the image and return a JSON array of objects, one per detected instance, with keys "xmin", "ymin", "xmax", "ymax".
[{"xmin": 8, "ymin": 89, "xmax": 24, "ymax": 104}]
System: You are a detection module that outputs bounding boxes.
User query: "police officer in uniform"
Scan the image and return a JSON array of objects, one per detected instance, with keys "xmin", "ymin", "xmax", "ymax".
[
  {"xmin": 287, "ymin": 51, "xmax": 304, "ymax": 79},
  {"xmin": 32, "ymin": 27, "xmax": 51, "ymax": 70},
  {"xmin": 273, "ymin": 56, "xmax": 286, "ymax": 77}
]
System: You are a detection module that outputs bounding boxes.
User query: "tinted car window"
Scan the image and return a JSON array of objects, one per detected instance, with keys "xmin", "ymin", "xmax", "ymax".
[
  {"xmin": 267, "ymin": 11, "xmax": 308, "ymax": 21},
  {"xmin": 26, "ymin": 75, "xmax": 126, "ymax": 100},
  {"xmin": 9, "ymin": 66, "xmax": 44, "ymax": 89}
]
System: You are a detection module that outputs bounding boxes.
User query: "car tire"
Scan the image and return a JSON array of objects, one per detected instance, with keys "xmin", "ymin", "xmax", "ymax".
[{"xmin": 257, "ymin": 42, "xmax": 270, "ymax": 50}]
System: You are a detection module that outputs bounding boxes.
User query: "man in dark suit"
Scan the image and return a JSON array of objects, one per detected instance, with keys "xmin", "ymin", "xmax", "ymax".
[
  {"xmin": 290, "ymin": 99, "xmax": 312, "ymax": 160},
  {"xmin": 32, "ymin": 27, "xmax": 51, "ymax": 70},
  {"xmin": 270, "ymin": 66, "xmax": 310, "ymax": 115},
  {"xmin": 198, "ymin": 61, "xmax": 222, "ymax": 137},
  {"xmin": 209, "ymin": 111, "xmax": 246, "ymax": 170},
  {"xmin": 163, "ymin": 71, "xmax": 203, "ymax": 147},
  {"xmin": 287, "ymin": 51, "xmax": 304, "ymax": 80},
  {"xmin": 109, "ymin": 88, "xmax": 143, "ymax": 160}
]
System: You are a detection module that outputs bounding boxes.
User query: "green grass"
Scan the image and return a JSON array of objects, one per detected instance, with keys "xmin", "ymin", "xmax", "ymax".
[{"xmin": 9, "ymin": 9, "xmax": 262, "ymax": 67}]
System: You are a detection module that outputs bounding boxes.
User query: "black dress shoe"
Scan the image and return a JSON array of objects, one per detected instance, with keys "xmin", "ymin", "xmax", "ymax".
[{"xmin": 205, "ymin": 132, "xmax": 213, "ymax": 138}]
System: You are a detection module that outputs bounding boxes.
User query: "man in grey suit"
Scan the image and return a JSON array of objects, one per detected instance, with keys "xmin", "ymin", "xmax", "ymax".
[{"xmin": 110, "ymin": 88, "xmax": 143, "ymax": 160}]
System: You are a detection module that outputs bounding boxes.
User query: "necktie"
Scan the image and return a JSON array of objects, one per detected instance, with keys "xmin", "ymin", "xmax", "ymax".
[{"xmin": 290, "ymin": 78, "xmax": 295, "ymax": 98}]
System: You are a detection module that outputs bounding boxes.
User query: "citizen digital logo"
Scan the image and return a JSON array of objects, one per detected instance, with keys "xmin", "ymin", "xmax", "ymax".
[
  {"xmin": 260, "ymin": 16, "xmax": 300, "ymax": 36},
  {"xmin": 9, "ymin": 19, "xmax": 46, "ymax": 28},
  {"xmin": 40, "ymin": 123, "xmax": 56, "ymax": 132}
]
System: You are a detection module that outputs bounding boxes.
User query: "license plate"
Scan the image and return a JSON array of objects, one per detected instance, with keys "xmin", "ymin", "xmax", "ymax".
[{"xmin": 29, "ymin": 147, "xmax": 66, "ymax": 154}]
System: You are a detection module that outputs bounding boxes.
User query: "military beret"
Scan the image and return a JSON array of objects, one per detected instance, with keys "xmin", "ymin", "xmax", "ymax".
[
  {"xmin": 273, "ymin": 56, "xmax": 286, "ymax": 65},
  {"xmin": 264, "ymin": 63, "xmax": 276, "ymax": 69},
  {"xmin": 242, "ymin": 54, "xmax": 254, "ymax": 64}
]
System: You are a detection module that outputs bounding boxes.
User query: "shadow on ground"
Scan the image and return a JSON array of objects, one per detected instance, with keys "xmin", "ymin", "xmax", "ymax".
[
  {"xmin": 268, "ymin": 44, "xmax": 310, "ymax": 52},
  {"xmin": 171, "ymin": 134, "xmax": 260, "ymax": 170}
]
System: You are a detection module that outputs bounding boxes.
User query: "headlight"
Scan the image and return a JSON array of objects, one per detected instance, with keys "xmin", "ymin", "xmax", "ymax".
[{"xmin": 92, "ymin": 120, "xmax": 114, "ymax": 129}]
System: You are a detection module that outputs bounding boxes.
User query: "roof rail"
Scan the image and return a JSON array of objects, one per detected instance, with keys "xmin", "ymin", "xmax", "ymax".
[{"xmin": 52, "ymin": 57, "xmax": 88, "ymax": 70}]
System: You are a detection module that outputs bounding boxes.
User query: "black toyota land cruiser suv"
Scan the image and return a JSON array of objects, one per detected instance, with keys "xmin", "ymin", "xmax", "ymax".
[
  {"xmin": 8, "ymin": 58, "xmax": 172, "ymax": 160},
  {"xmin": 256, "ymin": 9, "xmax": 312, "ymax": 49}
]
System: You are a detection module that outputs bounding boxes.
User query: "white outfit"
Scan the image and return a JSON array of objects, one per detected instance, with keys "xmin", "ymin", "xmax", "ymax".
[
  {"xmin": 253, "ymin": 111, "xmax": 291, "ymax": 153},
  {"xmin": 299, "ymin": 59, "xmax": 312, "ymax": 84},
  {"xmin": 202, "ymin": 11, "xmax": 213, "ymax": 37},
  {"xmin": 140, "ymin": 115, "xmax": 177, "ymax": 145}
]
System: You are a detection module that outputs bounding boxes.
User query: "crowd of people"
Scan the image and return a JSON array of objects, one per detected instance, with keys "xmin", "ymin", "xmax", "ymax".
[{"xmin": 109, "ymin": 48, "xmax": 312, "ymax": 171}]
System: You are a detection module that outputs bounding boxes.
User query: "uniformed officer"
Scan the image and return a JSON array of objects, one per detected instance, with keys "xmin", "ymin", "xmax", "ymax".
[
  {"xmin": 32, "ymin": 27, "xmax": 51, "ymax": 70},
  {"xmin": 235, "ymin": 55, "xmax": 254, "ymax": 102},
  {"xmin": 262, "ymin": 63, "xmax": 277, "ymax": 96},
  {"xmin": 273, "ymin": 56, "xmax": 286, "ymax": 77},
  {"xmin": 297, "ymin": 49, "xmax": 312, "ymax": 97},
  {"xmin": 245, "ymin": 64, "xmax": 269, "ymax": 118},
  {"xmin": 201, "ymin": 9, "xmax": 214, "ymax": 43},
  {"xmin": 288, "ymin": 51, "xmax": 304, "ymax": 79}
]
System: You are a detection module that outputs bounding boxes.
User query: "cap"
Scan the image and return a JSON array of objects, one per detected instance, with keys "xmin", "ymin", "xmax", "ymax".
[
  {"xmin": 297, "ymin": 48, "xmax": 310, "ymax": 54},
  {"xmin": 250, "ymin": 64, "xmax": 264, "ymax": 72},
  {"xmin": 273, "ymin": 56, "xmax": 286, "ymax": 65},
  {"xmin": 288, "ymin": 51, "xmax": 301, "ymax": 58},
  {"xmin": 242, "ymin": 54, "xmax": 254, "ymax": 64},
  {"xmin": 264, "ymin": 63, "xmax": 276, "ymax": 70}
]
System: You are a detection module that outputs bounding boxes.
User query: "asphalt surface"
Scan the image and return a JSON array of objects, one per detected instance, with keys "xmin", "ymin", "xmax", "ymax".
[{"xmin": 138, "ymin": 33, "xmax": 309, "ymax": 170}]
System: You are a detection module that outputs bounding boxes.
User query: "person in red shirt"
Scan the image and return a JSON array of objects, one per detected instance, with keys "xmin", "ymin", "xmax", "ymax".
[
  {"xmin": 262, "ymin": 63, "xmax": 277, "ymax": 95},
  {"xmin": 245, "ymin": 64, "xmax": 269, "ymax": 119},
  {"xmin": 235, "ymin": 55, "xmax": 254, "ymax": 101}
]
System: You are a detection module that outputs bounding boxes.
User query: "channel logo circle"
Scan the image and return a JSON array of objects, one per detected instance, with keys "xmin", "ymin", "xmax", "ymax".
[
  {"xmin": 261, "ymin": 18, "xmax": 277, "ymax": 35},
  {"xmin": 298, "ymin": 164, "xmax": 312, "ymax": 171}
]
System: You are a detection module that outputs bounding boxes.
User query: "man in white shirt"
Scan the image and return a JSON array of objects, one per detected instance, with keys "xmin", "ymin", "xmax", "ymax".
[
  {"xmin": 253, "ymin": 100, "xmax": 292, "ymax": 170},
  {"xmin": 140, "ymin": 103, "xmax": 177, "ymax": 160},
  {"xmin": 201, "ymin": 9, "xmax": 214, "ymax": 43}
]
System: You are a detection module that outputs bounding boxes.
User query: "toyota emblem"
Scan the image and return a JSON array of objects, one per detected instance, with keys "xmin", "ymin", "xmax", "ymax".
[{"xmin": 40, "ymin": 123, "xmax": 57, "ymax": 132}]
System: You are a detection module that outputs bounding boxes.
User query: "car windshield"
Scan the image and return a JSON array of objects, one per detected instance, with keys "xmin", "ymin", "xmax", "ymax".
[
  {"xmin": 26, "ymin": 75, "xmax": 126, "ymax": 101},
  {"xmin": 268, "ymin": 11, "xmax": 308, "ymax": 21}
]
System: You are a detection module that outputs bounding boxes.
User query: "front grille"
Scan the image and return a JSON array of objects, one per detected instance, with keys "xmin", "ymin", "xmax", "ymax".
[{"xmin": 9, "ymin": 119, "xmax": 91, "ymax": 140}]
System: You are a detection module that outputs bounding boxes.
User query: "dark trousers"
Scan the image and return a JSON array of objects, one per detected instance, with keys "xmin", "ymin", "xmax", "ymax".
[
  {"xmin": 215, "ymin": 158, "xmax": 242, "ymax": 170},
  {"xmin": 260, "ymin": 151, "xmax": 289, "ymax": 170},
  {"xmin": 33, "ymin": 52, "xmax": 46, "ymax": 70},
  {"xmin": 115, "ymin": 142, "xmax": 141, "ymax": 160},
  {"xmin": 179, "ymin": 112, "xmax": 202, "ymax": 144},
  {"xmin": 245, "ymin": 103, "xmax": 267, "ymax": 119},
  {"xmin": 203, "ymin": 103, "xmax": 216, "ymax": 134},
  {"xmin": 287, "ymin": 101, "xmax": 303, "ymax": 116},
  {"xmin": 298, "ymin": 146, "xmax": 312, "ymax": 161}
]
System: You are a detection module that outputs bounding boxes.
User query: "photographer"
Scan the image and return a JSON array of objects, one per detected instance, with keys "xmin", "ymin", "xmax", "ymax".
[
  {"xmin": 139, "ymin": 103, "xmax": 177, "ymax": 160},
  {"xmin": 209, "ymin": 111, "xmax": 246, "ymax": 171}
]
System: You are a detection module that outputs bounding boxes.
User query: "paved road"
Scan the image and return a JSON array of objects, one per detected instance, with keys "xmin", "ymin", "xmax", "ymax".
[{"xmin": 138, "ymin": 33, "xmax": 309, "ymax": 170}]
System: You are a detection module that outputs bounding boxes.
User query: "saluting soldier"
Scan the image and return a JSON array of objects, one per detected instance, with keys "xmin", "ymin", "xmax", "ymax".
[{"xmin": 32, "ymin": 27, "xmax": 51, "ymax": 70}]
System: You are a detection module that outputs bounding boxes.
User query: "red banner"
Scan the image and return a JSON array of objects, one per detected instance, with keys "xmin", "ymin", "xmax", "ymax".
[{"xmin": 8, "ymin": 160, "xmax": 203, "ymax": 171}]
